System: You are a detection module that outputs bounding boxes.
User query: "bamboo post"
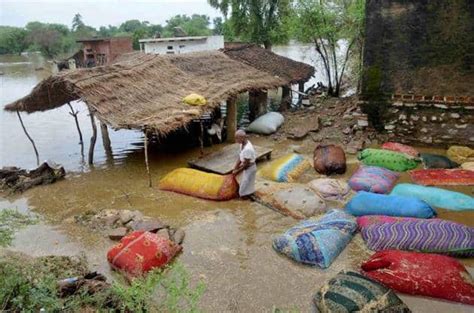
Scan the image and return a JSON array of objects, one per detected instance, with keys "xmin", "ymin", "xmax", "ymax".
[
  {"xmin": 143, "ymin": 130, "xmax": 152, "ymax": 187},
  {"xmin": 88, "ymin": 109, "xmax": 97, "ymax": 165},
  {"xmin": 16, "ymin": 111, "xmax": 39, "ymax": 166},
  {"xmin": 67, "ymin": 102, "xmax": 84, "ymax": 160},
  {"xmin": 226, "ymin": 96, "xmax": 237, "ymax": 143},
  {"xmin": 199, "ymin": 120, "xmax": 204, "ymax": 156},
  {"xmin": 100, "ymin": 122, "xmax": 113, "ymax": 163}
]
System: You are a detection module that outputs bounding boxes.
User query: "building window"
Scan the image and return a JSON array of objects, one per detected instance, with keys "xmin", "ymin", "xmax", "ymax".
[
  {"xmin": 167, "ymin": 46, "xmax": 173, "ymax": 50},
  {"xmin": 179, "ymin": 45, "xmax": 186, "ymax": 48}
]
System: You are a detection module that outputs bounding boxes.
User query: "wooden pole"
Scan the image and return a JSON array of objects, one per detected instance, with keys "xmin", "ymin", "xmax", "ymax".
[
  {"xmin": 279, "ymin": 86, "xmax": 291, "ymax": 111},
  {"xmin": 226, "ymin": 96, "xmax": 237, "ymax": 143},
  {"xmin": 100, "ymin": 121, "xmax": 113, "ymax": 163},
  {"xmin": 143, "ymin": 130, "xmax": 152, "ymax": 187},
  {"xmin": 16, "ymin": 111, "xmax": 40, "ymax": 166},
  {"xmin": 199, "ymin": 120, "xmax": 204, "ymax": 156},
  {"xmin": 88, "ymin": 109, "xmax": 97, "ymax": 165},
  {"xmin": 298, "ymin": 82, "xmax": 305, "ymax": 103},
  {"xmin": 255, "ymin": 90, "xmax": 268, "ymax": 117},
  {"xmin": 67, "ymin": 102, "xmax": 84, "ymax": 160}
]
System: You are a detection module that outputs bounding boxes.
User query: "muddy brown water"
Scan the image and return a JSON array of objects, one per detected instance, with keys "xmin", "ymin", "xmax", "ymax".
[{"xmin": 1, "ymin": 53, "xmax": 473, "ymax": 312}]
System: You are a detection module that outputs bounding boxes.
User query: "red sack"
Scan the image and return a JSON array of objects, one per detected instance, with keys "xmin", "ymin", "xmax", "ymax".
[
  {"xmin": 381, "ymin": 142, "xmax": 419, "ymax": 157},
  {"xmin": 409, "ymin": 169, "xmax": 474, "ymax": 186},
  {"xmin": 107, "ymin": 231, "xmax": 181, "ymax": 276},
  {"xmin": 313, "ymin": 145, "xmax": 346, "ymax": 175},
  {"xmin": 362, "ymin": 250, "xmax": 474, "ymax": 305}
]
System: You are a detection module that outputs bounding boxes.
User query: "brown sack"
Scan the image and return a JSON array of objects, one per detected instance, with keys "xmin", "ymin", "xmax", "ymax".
[{"xmin": 313, "ymin": 145, "xmax": 347, "ymax": 175}]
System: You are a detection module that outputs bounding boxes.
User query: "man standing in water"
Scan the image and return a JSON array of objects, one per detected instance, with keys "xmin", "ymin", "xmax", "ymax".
[{"xmin": 232, "ymin": 130, "xmax": 257, "ymax": 199}]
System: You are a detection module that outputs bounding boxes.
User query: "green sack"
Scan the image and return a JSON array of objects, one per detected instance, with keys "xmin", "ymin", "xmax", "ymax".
[{"xmin": 358, "ymin": 148, "xmax": 420, "ymax": 172}]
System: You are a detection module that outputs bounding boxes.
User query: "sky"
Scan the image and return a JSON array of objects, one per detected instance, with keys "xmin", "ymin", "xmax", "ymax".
[{"xmin": 0, "ymin": 0, "xmax": 223, "ymax": 28}]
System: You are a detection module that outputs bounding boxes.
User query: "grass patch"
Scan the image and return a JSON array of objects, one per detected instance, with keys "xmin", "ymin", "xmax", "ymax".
[{"xmin": 0, "ymin": 209, "xmax": 38, "ymax": 247}]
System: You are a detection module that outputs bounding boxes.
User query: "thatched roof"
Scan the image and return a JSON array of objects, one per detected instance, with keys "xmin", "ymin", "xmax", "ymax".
[
  {"xmin": 222, "ymin": 43, "xmax": 314, "ymax": 85},
  {"xmin": 5, "ymin": 52, "xmax": 286, "ymax": 135}
]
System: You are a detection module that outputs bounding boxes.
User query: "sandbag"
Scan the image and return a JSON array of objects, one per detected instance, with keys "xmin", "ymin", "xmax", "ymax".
[
  {"xmin": 381, "ymin": 142, "xmax": 419, "ymax": 157},
  {"xmin": 420, "ymin": 153, "xmax": 459, "ymax": 169},
  {"xmin": 409, "ymin": 169, "xmax": 474, "ymax": 186},
  {"xmin": 307, "ymin": 178, "xmax": 352, "ymax": 201},
  {"xmin": 314, "ymin": 271, "xmax": 411, "ymax": 313},
  {"xmin": 273, "ymin": 209, "xmax": 357, "ymax": 268},
  {"xmin": 159, "ymin": 168, "xmax": 238, "ymax": 201},
  {"xmin": 246, "ymin": 112, "xmax": 284, "ymax": 135},
  {"xmin": 258, "ymin": 153, "xmax": 311, "ymax": 183},
  {"xmin": 107, "ymin": 231, "xmax": 181, "ymax": 276},
  {"xmin": 348, "ymin": 166, "xmax": 399, "ymax": 194},
  {"xmin": 360, "ymin": 218, "xmax": 474, "ymax": 257},
  {"xmin": 255, "ymin": 182, "xmax": 327, "ymax": 219},
  {"xmin": 358, "ymin": 148, "xmax": 420, "ymax": 172},
  {"xmin": 462, "ymin": 162, "xmax": 474, "ymax": 171},
  {"xmin": 182, "ymin": 93, "xmax": 206, "ymax": 106},
  {"xmin": 313, "ymin": 144, "xmax": 346, "ymax": 175},
  {"xmin": 390, "ymin": 183, "xmax": 474, "ymax": 211},
  {"xmin": 447, "ymin": 145, "xmax": 474, "ymax": 164},
  {"xmin": 345, "ymin": 191, "xmax": 435, "ymax": 218},
  {"xmin": 362, "ymin": 250, "xmax": 474, "ymax": 305}
]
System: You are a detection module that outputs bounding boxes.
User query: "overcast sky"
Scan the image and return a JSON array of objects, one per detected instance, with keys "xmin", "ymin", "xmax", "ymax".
[{"xmin": 0, "ymin": 0, "xmax": 223, "ymax": 28}]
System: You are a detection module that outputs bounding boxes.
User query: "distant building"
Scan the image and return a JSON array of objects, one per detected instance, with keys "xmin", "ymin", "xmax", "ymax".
[
  {"xmin": 139, "ymin": 36, "xmax": 224, "ymax": 55},
  {"xmin": 76, "ymin": 37, "xmax": 133, "ymax": 67}
]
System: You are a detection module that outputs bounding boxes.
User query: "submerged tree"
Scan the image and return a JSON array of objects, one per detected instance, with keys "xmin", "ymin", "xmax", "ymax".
[
  {"xmin": 208, "ymin": 0, "xmax": 292, "ymax": 50},
  {"xmin": 293, "ymin": 0, "xmax": 365, "ymax": 96}
]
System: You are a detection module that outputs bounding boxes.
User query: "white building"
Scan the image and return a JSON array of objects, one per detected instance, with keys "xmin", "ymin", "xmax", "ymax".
[{"xmin": 139, "ymin": 36, "xmax": 224, "ymax": 55}]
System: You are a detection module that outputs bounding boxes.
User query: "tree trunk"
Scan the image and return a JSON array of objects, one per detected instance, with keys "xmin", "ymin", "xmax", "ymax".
[
  {"xmin": 263, "ymin": 41, "xmax": 272, "ymax": 51},
  {"xmin": 226, "ymin": 96, "xmax": 237, "ymax": 143},
  {"xmin": 88, "ymin": 110, "xmax": 97, "ymax": 165},
  {"xmin": 279, "ymin": 86, "xmax": 291, "ymax": 111}
]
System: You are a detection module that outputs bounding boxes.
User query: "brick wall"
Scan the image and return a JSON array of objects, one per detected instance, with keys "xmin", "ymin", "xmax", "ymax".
[{"xmin": 109, "ymin": 38, "xmax": 133, "ymax": 63}]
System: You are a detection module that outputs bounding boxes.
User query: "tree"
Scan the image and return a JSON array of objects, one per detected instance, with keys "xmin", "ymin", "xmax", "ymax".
[
  {"xmin": 213, "ymin": 17, "xmax": 224, "ymax": 35},
  {"xmin": 208, "ymin": 0, "xmax": 292, "ymax": 50},
  {"xmin": 72, "ymin": 13, "xmax": 85, "ymax": 31},
  {"xmin": 163, "ymin": 14, "xmax": 212, "ymax": 37},
  {"xmin": 25, "ymin": 21, "xmax": 71, "ymax": 57},
  {"xmin": 0, "ymin": 26, "xmax": 28, "ymax": 55},
  {"xmin": 292, "ymin": 0, "xmax": 365, "ymax": 96}
]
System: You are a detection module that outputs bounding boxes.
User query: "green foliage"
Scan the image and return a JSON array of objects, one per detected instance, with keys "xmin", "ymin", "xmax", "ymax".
[
  {"xmin": 0, "ymin": 26, "xmax": 28, "ymax": 55},
  {"xmin": 0, "ymin": 209, "xmax": 38, "ymax": 247},
  {"xmin": 71, "ymin": 13, "xmax": 85, "ymax": 32},
  {"xmin": 209, "ymin": 0, "xmax": 292, "ymax": 49},
  {"xmin": 162, "ymin": 14, "xmax": 212, "ymax": 37}
]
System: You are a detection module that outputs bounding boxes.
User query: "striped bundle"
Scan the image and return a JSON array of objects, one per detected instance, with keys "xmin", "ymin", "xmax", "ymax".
[
  {"xmin": 258, "ymin": 153, "xmax": 311, "ymax": 183},
  {"xmin": 361, "ymin": 218, "xmax": 474, "ymax": 257}
]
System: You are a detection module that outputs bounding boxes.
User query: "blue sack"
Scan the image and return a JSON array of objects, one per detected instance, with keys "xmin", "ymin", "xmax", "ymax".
[
  {"xmin": 273, "ymin": 209, "xmax": 357, "ymax": 268},
  {"xmin": 345, "ymin": 191, "xmax": 436, "ymax": 218},
  {"xmin": 390, "ymin": 183, "xmax": 474, "ymax": 211}
]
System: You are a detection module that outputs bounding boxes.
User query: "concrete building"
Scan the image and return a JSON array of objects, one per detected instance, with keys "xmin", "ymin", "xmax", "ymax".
[
  {"xmin": 139, "ymin": 36, "xmax": 224, "ymax": 55},
  {"xmin": 76, "ymin": 37, "xmax": 133, "ymax": 67}
]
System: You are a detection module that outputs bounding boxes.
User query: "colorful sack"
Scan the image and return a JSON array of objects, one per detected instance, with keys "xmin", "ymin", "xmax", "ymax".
[
  {"xmin": 273, "ymin": 209, "xmax": 357, "ymax": 268},
  {"xmin": 247, "ymin": 112, "xmax": 284, "ymax": 135},
  {"xmin": 183, "ymin": 93, "xmax": 206, "ymax": 106},
  {"xmin": 381, "ymin": 142, "xmax": 419, "ymax": 157},
  {"xmin": 307, "ymin": 178, "xmax": 352, "ymax": 201},
  {"xmin": 462, "ymin": 162, "xmax": 474, "ymax": 171},
  {"xmin": 390, "ymin": 183, "xmax": 474, "ymax": 211},
  {"xmin": 258, "ymin": 153, "xmax": 311, "ymax": 183},
  {"xmin": 447, "ymin": 145, "xmax": 474, "ymax": 164},
  {"xmin": 348, "ymin": 166, "xmax": 399, "ymax": 194},
  {"xmin": 358, "ymin": 148, "xmax": 420, "ymax": 172},
  {"xmin": 314, "ymin": 271, "xmax": 411, "ymax": 313},
  {"xmin": 345, "ymin": 191, "xmax": 436, "ymax": 218},
  {"xmin": 357, "ymin": 215, "xmax": 423, "ymax": 228},
  {"xmin": 360, "ymin": 218, "xmax": 474, "ymax": 257},
  {"xmin": 159, "ymin": 168, "xmax": 238, "ymax": 201},
  {"xmin": 313, "ymin": 144, "xmax": 347, "ymax": 175},
  {"xmin": 409, "ymin": 169, "xmax": 474, "ymax": 186},
  {"xmin": 107, "ymin": 231, "xmax": 181, "ymax": 276},
  {"xmin": 362, "ymin": 250, "xmax": 474, "ymax": 305},
  {"xmin": 420, "ymin": 153, "xmax": 458, "ymax": 169}
]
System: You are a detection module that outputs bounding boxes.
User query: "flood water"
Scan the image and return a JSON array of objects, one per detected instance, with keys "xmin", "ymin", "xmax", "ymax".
[{"xmin": 1, "ymin": 51, "xmax": 473, "ymax": 312}]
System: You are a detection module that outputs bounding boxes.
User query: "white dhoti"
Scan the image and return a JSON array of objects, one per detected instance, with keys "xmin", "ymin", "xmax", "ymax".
[{"xmin": 238, "ymin": 163, "xmax": 257, "ymax": 197}]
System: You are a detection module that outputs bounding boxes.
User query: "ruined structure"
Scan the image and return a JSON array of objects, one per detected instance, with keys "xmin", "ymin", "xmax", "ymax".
[{"xmin": 360, "ymin": 0, "xmax": 474, "ymax": 146}]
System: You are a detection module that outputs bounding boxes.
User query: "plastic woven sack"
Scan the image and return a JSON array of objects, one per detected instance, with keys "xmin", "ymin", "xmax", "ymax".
[
  {"xmin": 273, "ymin": 209, "xmax": 357, "ymax": 268},
  {"xmin": 358, "ymin": 148, "xmax": 420, "ymax": 172},
  {"xmin": 381, "ymin": 142, "xmax": 419, "ymax": 157},
  {"xmin": 183, "ymin": 93, "xmax": 206, "ymax": 106},
  {"xmin": 307, "ymin": 178, "xmax": 352, "ymax": 201},
  {"xmin": 409, "ymin": 169, "xmax": 474, "ymax": 186},
  {"xmin": 313, "ymin": 144, "xmax": 346, "ymax": 175},
  {"xmin": 390, "ymin": 183, "xmax": 474, "ymax": 211},
  {"xmin": 314, "ymin": 271, "xmax": 411, "ymax": 313},
  {"xmin": 159, "ymin": 168, "xmax": 238, "ymax": 201},
  {"xmin": 421, "ymin": 153, "xmax": 459, "ymax": 169},
  {"xmin": 348, "ymin": 166, "xmax": 399, "ymax": 194},
  {"xmin": 246, "ymin": 112, "xmax": 284, "ymax": 135},
  {"xmin": 362, "ymin": 250, "xmax": 474, "ymax": 305},
  {"xmin": 360, "ymin": 218, "xmax": 474, "ymax": 257},
  {"xmin": 107, "ymin": 231, "xmax": 181, "ymax": 276},
  {"xmin": 447, "ymin": 145, "xmax": 474, "ymax": 164},
  {"xmin": 345, "ymin": 191, "xmax": 436, "ymax": 218},
  {"xmin": 258, "ymin": 153, "xmax": 311, "ymax": 183}
]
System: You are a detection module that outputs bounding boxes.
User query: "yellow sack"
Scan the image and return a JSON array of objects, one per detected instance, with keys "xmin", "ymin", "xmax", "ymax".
[
  {"xmin": 258, "ymin": 153, "xmax": 311, "ymax": 183},
  {"xmin": 159, "ymin": 168, "xmax": 238, "ymax": 201},
  {"xmin": 183, "ymin": 93, "xmax": 207, "ymax": 106},
  {"xmin": 461, "ymin": 162, "xmax": 474, "ymax": 171},
  {"xmin": 447, "ymin": 146, "xmax": 474, "ymax": 164}
]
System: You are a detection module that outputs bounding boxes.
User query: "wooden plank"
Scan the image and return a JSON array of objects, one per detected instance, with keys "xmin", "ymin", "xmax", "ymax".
[{"xmin": 188, "ymin": 143, "xmax": 272, "ymax": 175}]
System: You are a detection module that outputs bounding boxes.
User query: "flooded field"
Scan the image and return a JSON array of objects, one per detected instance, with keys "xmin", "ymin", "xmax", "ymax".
[{"xmin": 1, "ymin": 52, "xmax": 473, "ymax": 312}]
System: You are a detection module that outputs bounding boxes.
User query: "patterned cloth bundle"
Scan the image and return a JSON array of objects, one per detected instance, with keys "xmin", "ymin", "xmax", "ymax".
[{"xmin": 258, "ymin": 153, "xmax": 311, "ymax": 183}]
